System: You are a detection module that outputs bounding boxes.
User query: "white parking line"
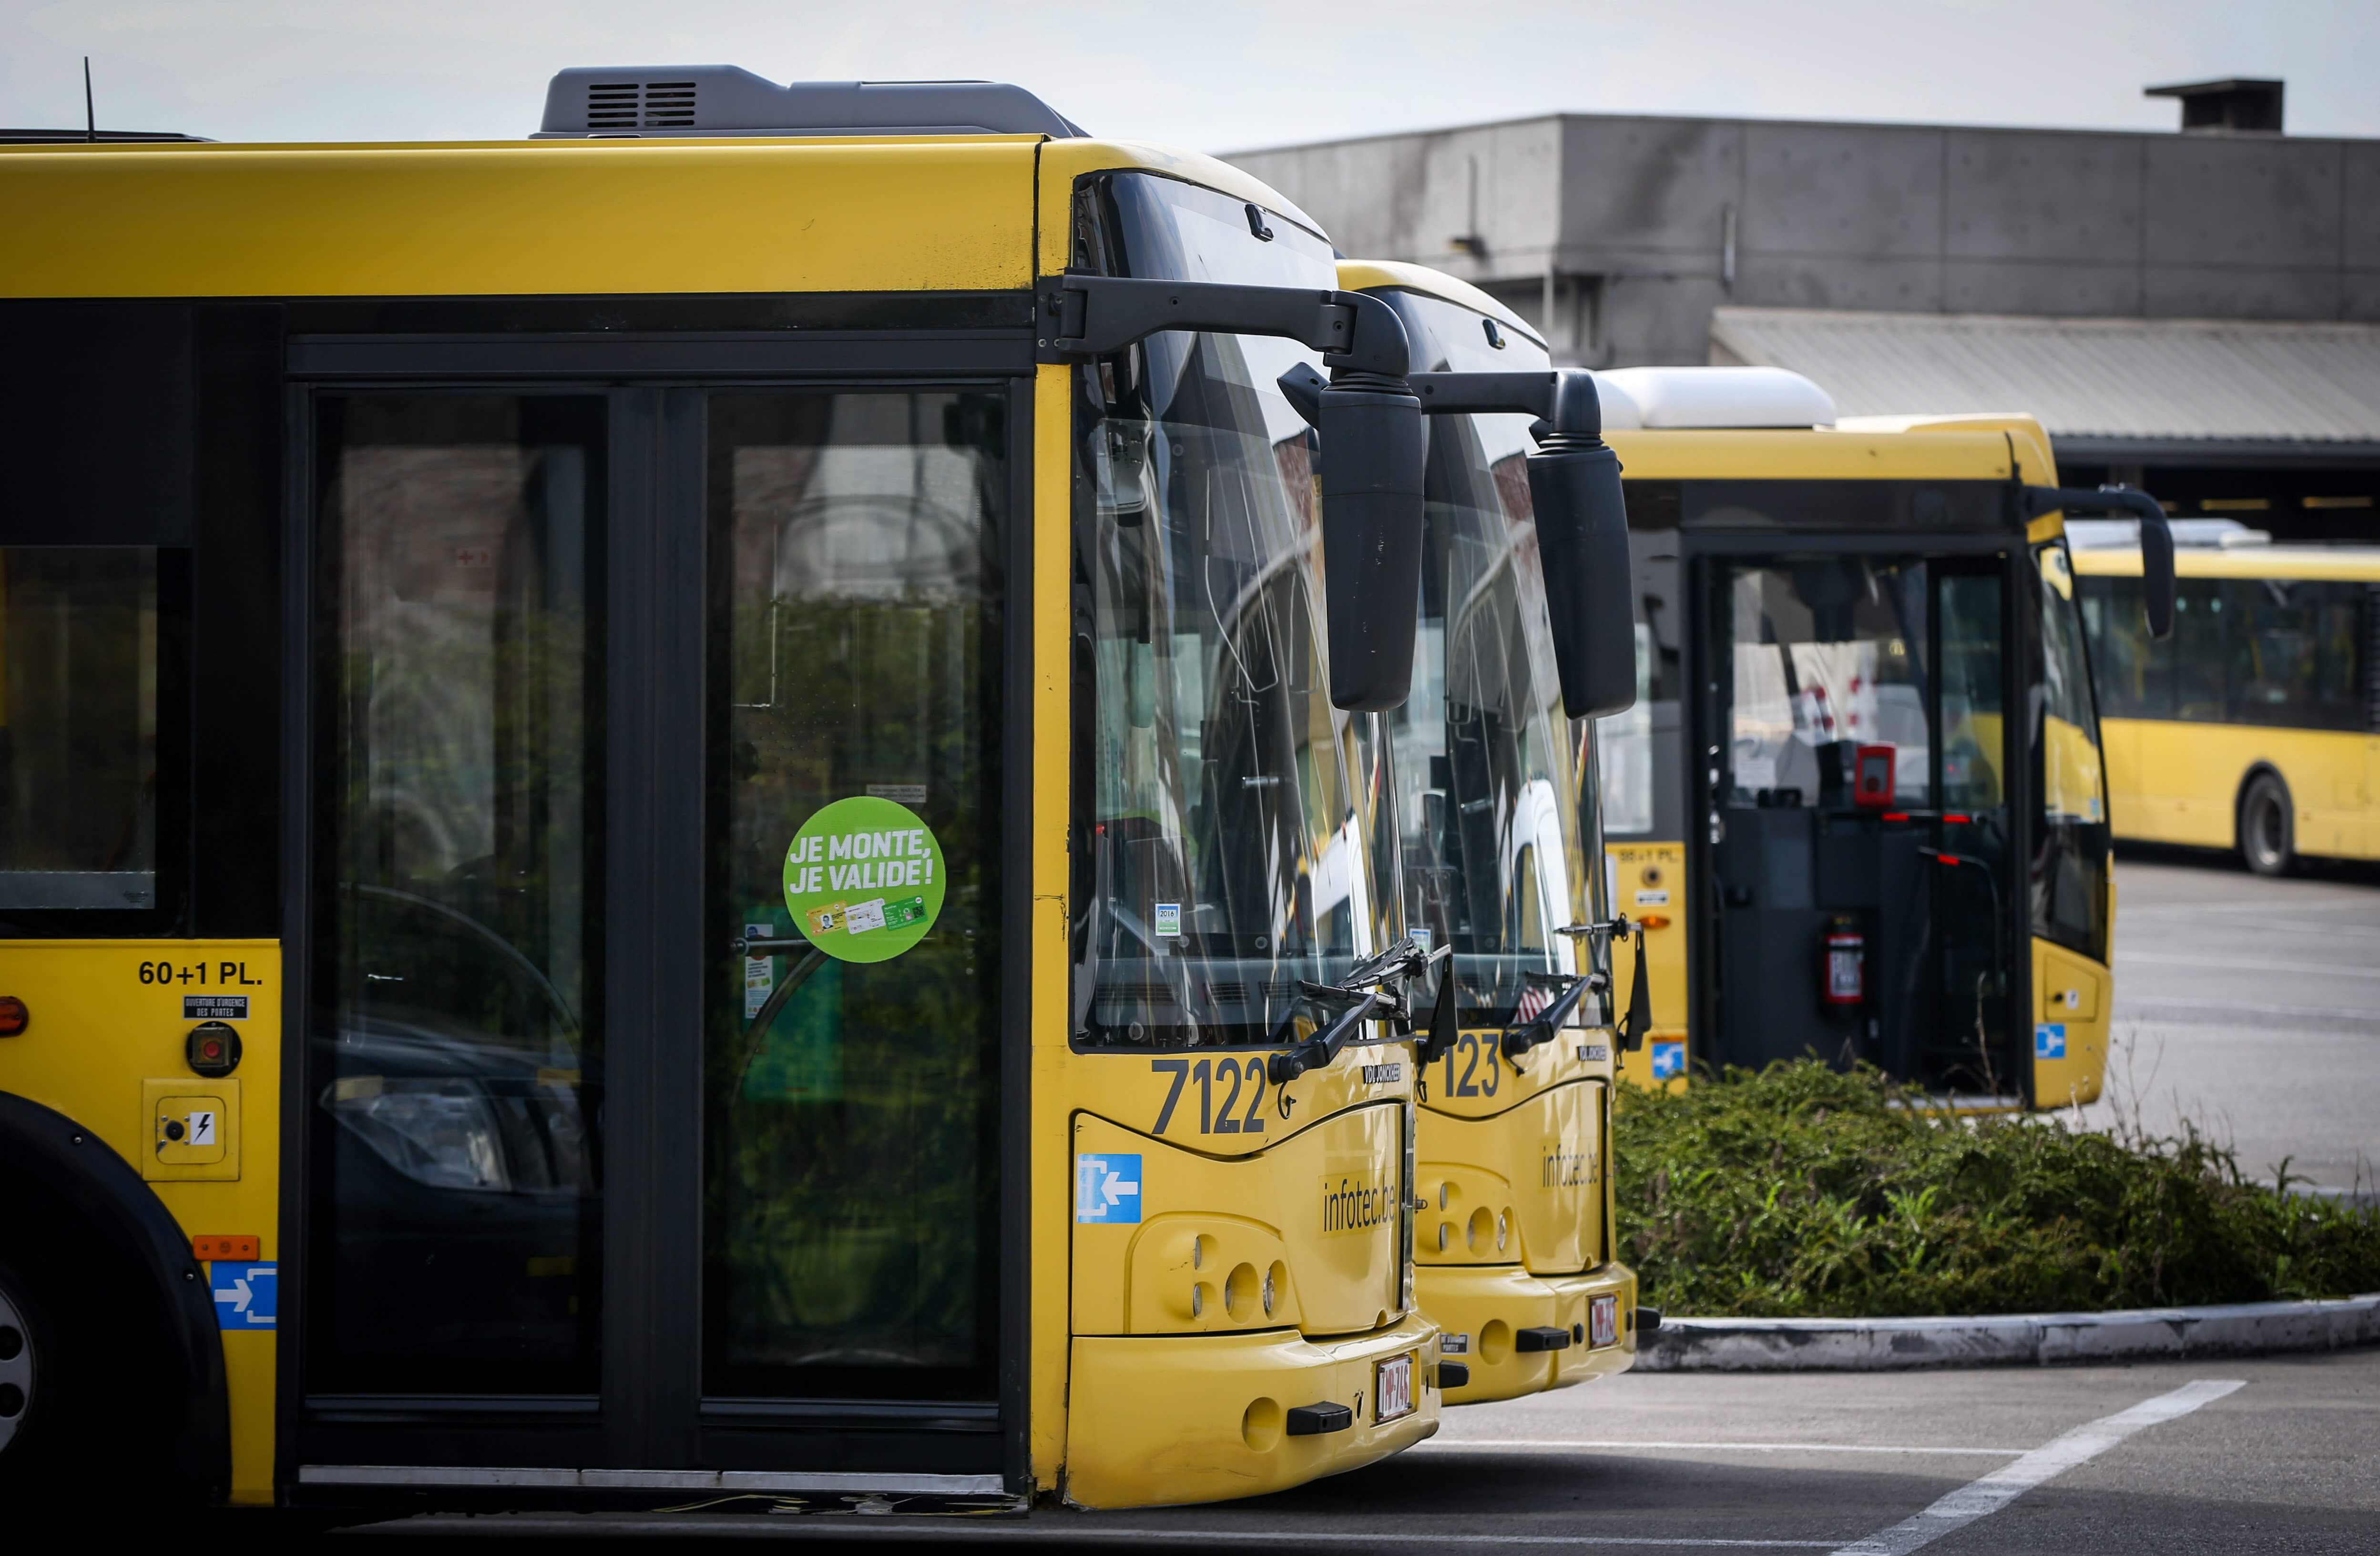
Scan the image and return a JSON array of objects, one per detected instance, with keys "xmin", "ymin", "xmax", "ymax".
[
  {"xmin": 1422, "ymin": 1440, "xmax": 2027, "ymax": 1457},
  {"xmin": 1828, "ymin": 1379, "xmax": 2245, "ymax": 1556}
]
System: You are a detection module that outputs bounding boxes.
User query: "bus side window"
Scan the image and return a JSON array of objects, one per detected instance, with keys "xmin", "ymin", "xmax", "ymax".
[{"xmin": 0, "ymin": 547, "xmax": 179, "ymax": 920}]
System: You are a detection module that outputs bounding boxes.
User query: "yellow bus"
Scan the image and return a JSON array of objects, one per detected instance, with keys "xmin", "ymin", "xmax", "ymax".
[
  {"xmin": 1338, "ymin": 261, "xmax": 1645, "ymax": 1403},
  {"xmin": 0, "ymin": 67, "xmax": 1654, "ymax": 1513},
  {"xmin": 1588, "ymin": 375, "xmax": 2174, "ymax": 1107},
  {"xmin": 2071, "ymin": 522, "xmax": 2380, "ymax": 875}
]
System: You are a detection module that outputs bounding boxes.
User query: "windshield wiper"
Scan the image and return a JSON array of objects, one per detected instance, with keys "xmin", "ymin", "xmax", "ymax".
[
  {"xmin": 1555, "ymin": 915, "xmax": 1654, "ymax": 1053},
  {"xmin": 1267, "ymin": 939, "xmax": 1450, "ymax": 1087},
  {"xmin": 1499, "ymin": 969, "xmax": 1609, "ymax": 1070}
]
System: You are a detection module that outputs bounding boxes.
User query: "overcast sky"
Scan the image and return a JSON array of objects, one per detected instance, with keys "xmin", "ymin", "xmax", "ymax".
[{"xmin": 2, "ymin": 0, "xmax": 2373, "ymax": 151}]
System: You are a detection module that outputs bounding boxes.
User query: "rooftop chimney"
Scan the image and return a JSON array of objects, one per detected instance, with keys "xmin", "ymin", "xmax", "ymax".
[{"xmin": 2145, "ymin": 78, "xmax": 2283, "ymax": 135}]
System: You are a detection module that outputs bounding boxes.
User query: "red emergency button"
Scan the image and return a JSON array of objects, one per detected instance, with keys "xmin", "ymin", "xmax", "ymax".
[
  {"xmin": 185, "ymin": 1021, "xmax": 242, "ymax": 1077},
  {"xmin": 0, "ymin": 997, "xmax": 27, "ymax": 1036}
]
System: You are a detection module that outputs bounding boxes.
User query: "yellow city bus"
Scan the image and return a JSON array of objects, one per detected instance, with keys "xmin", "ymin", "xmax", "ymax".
[
  {"xmin": 0, "ymin": 68, "xmax": 1650, "ymax": 1512},
  {"xmin": 1335, "ymin": 261, "xmax": 1645, "ymax": 1404},
  {"xmin": 1589, "ymin": 376, "xmax": 2173, "ymax": 1108},
  {"xmin": 2071, "ymin": 524, "xmax": 2380, "ymax": 875}
]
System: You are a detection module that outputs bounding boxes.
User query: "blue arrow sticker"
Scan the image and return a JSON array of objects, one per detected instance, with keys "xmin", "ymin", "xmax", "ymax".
[
  {"xmin": 210, "ymin": 1261, "xmax": 276, "ymax": 1329},
  {"xmin": 1075, "ymin": 1152, "xmax": 1143, "ymax": 1224},
  {"xmin": 2034, "ymin": 1023, "xmax": 2068, "ymax": 1059},
  {"xmin": 1650, "ymin": 1041, "xmax": 1686, "ymax": 1080}
]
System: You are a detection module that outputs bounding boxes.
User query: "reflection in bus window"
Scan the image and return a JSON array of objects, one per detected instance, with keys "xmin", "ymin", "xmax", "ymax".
[
  {"xmin": 0, "ymin": 548, "xmax": 163, "ymax": 911},
  {"xmin": 1380, "ymin": 288, "xmax": 1584, "ymax": 1025},
  {"xmin": 706, "ymin": 390, "xmax": 1002, "ymax": 1401},
  {"xmin": 1072, "ymin": 171, "xmax": 1391, "ymax": 1049},
  {"xmin": 2032, "ymin": 542, "xmax": 2109, "ymax": 960},
  {"xmin": 1724, "ymin": 561, "xmax": 1931, "ymax": 807},
  {"xmin": 311, "ymin": 395, "xmax": 603, "ymax": 1395}
]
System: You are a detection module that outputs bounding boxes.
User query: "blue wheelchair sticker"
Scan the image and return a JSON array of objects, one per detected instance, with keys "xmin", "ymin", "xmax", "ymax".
[
  {"xmin": 1650, "ymin": 1041, "xmax": 1686, "ymax": 1080},
  {"xmin": 1075, "ymin": 1152, "xmax": 1143, "ymax": 1224},
  {"xmin": 210, "ymin": 1261, "xmax": 276, "ymax": 1330},
  {"xmin": 2034, "ymin": 1023, "xmax": 2068, "ymax": 1060}
]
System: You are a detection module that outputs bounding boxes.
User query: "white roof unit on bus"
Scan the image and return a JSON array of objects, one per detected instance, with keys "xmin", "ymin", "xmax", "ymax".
[
  {"xmin": 535, "ymin": 67, "xmax": 1086, "ymax": 138},
  {"xmin": 1591, "ymin": 366, "xmax": 1838, "ymax": 430},
  {"xmin": 2065, "ymin": 517, "xmax": 2271, "ymax": 549}
]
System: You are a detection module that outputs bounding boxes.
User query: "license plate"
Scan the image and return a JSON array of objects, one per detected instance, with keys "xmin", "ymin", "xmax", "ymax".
[
  {"xmin": 1375, "ymin": 1353, "xmax": 1416, "ymax": 1424},
  {"xmin": 1589, "ymin": 1294, "xmax": 1619, "ymax": 1348}
]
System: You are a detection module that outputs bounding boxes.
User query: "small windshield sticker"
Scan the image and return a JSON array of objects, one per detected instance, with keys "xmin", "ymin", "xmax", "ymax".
[
  {"xmin": 743, "ymin": 923, "xmax": 774, "ymax": 1017},
  {"xmin": 1153, "ymin": 902, "xmax": 1181, "ymax": 937},
  {"xmin": 867, "ymin": 783, "xmax": 927, "ymax": 804},
  {"xmin": 782, "ymin": 796, "xmax": 948, "ymax": 964}
]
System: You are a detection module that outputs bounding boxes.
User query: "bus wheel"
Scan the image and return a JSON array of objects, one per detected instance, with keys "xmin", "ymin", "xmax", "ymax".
[
  {"xmin": 0, "ymin": 1259, "xmax": 55, "ymax": 1486},
  {"xmin": 2239, "ymin": 773, "xmax": 2295, "ymax": 877}
]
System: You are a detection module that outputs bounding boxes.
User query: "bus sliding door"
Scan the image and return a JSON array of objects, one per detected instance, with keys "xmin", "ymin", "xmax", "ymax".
[{"xmin": 296, "ymin": 368, "xmax": 1018, "ymax": 1494}]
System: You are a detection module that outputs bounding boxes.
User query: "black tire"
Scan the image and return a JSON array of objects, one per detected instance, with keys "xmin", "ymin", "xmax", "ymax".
[
  {"xmin": 0, "ymin": 1249, "xmax": 188, "ymax": 1501},
  {"xmin": 0, "ymin": 1256, "xmax": 66, "ymax": 1491},
  {"xmin": 2239, "ymin": 772, "xmax": 2295, "ymax": 877}
]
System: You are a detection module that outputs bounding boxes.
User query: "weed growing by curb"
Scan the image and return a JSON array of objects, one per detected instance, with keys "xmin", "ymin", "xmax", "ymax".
[{"xmin": 1616, "ymin": 1060, "xmax": 2380, "ymax": 1317}]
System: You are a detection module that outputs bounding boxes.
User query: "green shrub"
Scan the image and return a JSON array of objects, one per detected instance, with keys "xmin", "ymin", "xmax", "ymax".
[{"xmin": 1615, "ymin": 1059, "xmax": 2380, "ymax": 1317}]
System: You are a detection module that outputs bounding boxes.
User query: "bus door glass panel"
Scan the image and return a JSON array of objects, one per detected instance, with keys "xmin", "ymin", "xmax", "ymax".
[
  {"xmin": 0, "ymin": 547, "xmax": 177, "ymax": 918},
  {"xmin": 1714, "ymin": 559, "xmax": 1934, "ymax": 1070},
  {"xmin": 1725, "ymin": 561, "xmax": 1931, "ymax": 809},
  {"xmin": 1381, "ymin": 290, "xmax": 1585, "ymax": 1035},
  {"xmin": 704, "ymin": 390, "xmax": 1004, "ymax": 1402},
  {"xmin": 309, "ymin": 395, "xmax": 604, "ymax": 1395},
  {"xmin": 1936, "ymin": 569, "xmax": 2009, "ymax": 1088},
  {"xmin": 2031, "ymin": 542, "xmax": 2109, "ymax": 964},
  {"xmin": 1071, "ymin": 170, "xmax": 1392, "ymax": 1057}
]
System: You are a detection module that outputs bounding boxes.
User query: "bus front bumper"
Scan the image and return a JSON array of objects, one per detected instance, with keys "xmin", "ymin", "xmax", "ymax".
[
  {"xmin": 1064, "ymin": 1311, "xmax": 1441, "ymax": 1508},
  {"xmin": 1417, "ymin": 1261, "xmax": 1638, "ymax": 1405}
]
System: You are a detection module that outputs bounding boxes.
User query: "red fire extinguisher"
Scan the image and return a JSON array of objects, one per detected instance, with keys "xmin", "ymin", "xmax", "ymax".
[{"xmin": 1823, "ymin": 916, "xmax": 1865, "ymax": 1008}]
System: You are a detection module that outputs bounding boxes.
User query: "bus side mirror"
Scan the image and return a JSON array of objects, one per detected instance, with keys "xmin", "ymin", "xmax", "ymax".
[
  {"xmin": 1527, "ymin": 430, "xmax": 1637, "ymax": 719},
  {"xmin": 2023, "ymin": 484, "xmax": 2175, "ymax": 641},
  {"xmin": 1315, "ymin": 380, "xmax": 1426, "ymax": 711},
  {"xmin": 1281, "ymin": 361, "xmax": 1427, "ymax": 711},
  {"xmin": 2137, "ymin": 507, "xmax": 2176, "ymax": 641}
]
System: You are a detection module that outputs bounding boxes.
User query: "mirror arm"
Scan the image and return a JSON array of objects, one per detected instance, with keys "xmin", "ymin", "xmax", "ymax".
[
  {"xmin": 1268, "ymin": 988, "xmax": 1382, "ymax": 1087},
  {"xmin": 1042, "ymin": 275, "xmax": 1412, "ymax": 379},
  {"xmin": 1408, "ymin": 369, "xmax": 1605, "ymax": 441},
  {"xmin": 1499, "ymin": 973, "xmax": 1603, "ymax": 1064},
  {"xmin": 2025, "ymin": 483, "xmax": 2176, "ymax": 641}
]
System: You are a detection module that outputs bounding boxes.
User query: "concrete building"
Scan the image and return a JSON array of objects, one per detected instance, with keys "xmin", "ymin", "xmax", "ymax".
[{"xmin": 1229, "ymin": 81, "xmax": 2380, "ymax": 534}]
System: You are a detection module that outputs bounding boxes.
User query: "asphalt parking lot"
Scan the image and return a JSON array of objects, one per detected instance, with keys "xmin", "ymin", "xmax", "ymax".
[
  {"xmin": 2079, "ymin": 848, "xmax": 2380, "ymax": 1195},
  {"xmin": 341, "ymin": 1349, "xmax": 2380, "ymax": 1552}
]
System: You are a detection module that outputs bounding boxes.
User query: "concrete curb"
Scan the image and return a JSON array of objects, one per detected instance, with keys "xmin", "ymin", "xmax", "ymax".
[{"xmin": 1635, "ymin": 1292, "xmax": 2380, "ymax": 1371}]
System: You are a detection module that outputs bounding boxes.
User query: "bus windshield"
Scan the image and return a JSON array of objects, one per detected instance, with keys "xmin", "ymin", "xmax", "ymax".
[
  {"xmin": 1072, "ymin": 172, "xmax": 1397, "ymax": 1048},
  {"xmin": 1380, "ymin": 291, "xmax": 1589, "ymax": 1024},
  {"xmin": 2033, "ymin": 539, "xmax": 2110, "ymax": 959}
]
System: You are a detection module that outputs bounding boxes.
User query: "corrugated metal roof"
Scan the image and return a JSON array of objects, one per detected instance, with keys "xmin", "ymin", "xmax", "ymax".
[{"xmin": 1709, "ymin": 308, "xmax": 2380, "ymax": 447}]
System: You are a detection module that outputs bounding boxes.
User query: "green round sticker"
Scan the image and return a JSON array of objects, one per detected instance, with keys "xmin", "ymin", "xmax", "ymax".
[{"xmin": 782, "ymin": 796, "xmax": 947, "ymax": 964}]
